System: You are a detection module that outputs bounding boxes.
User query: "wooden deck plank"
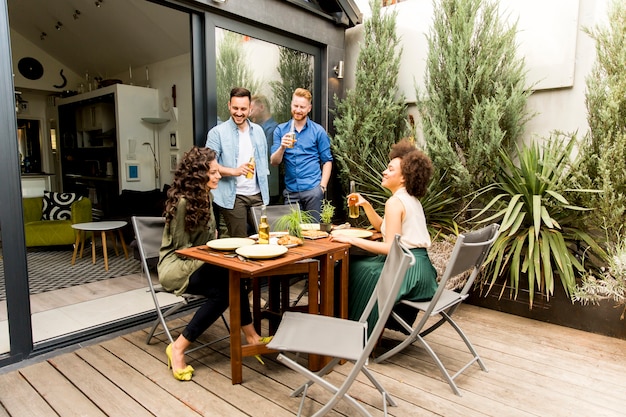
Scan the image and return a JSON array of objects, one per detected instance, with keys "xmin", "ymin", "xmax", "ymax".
[
  {"xmin": 1, "ymin": 304, "xmax": 625, "ymax": 417},
  {"xmin": 102, "ymin": 335, "xmax": 249, "ymax": 417},
  {"xmin": 75, "ymin": 343, "xmax": 203, "ymax": 416},
  {"xmin": 0, "ymin": 369, "xmax": 59, "ymax": 417},
  {"xmin": 17, "ymin": 360, "xmax": 107, "ymax": 417},
  {"xmin": 49, "ymin": 352, "xmax": 154, "ymax": 417}
]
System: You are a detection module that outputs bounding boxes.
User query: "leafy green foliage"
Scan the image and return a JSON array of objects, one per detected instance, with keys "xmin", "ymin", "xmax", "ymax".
[
  {"xmin": 419, "ymin": 0, "xmax": 532, "ymax": 204},
  {"xmin": 216, "ymin": 31, "xmax": 261, "ymax": 122},
  {"xmin": 270, "ymin": 47, "xmax": 314, "ymax": 124},
  {"xmin": 572, "ymin": 0, "xmax": 626, "ymax": 240},
  {"xmin": 319, "ymin": 199, "xmax": 335, "ymax": 224},
  {"xmin": 274, "ymin": 205, "xmax": 315, "ymax": 238},
  {"xmin": 573, "ymin": 233, "xmax": 626, "ymax": 319},
  {"xmin": 473, "ymin": 135, "xmax": 605, "ymax": 307},
  {"xmin": 332, "ymin": 0, "xmax": 407, "ymax": 207}
]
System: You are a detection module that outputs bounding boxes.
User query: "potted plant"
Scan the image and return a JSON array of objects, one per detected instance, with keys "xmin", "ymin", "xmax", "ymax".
[
  {"xmin": 471, "ymin": 134, "xmax": 605, "ymax": 307},
  {"xmin": 274, "ymin": 206, "xmax": 315, "ymax": 238},
  {"xmin": 319, "ymin": 199, "xmax": 335, "ymax": 233}
]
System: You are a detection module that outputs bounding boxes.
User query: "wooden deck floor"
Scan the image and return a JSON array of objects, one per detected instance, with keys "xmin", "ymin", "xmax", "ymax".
[{"xmin": 0, "ymin": 303, "xmax": 625, "ymax": 417}]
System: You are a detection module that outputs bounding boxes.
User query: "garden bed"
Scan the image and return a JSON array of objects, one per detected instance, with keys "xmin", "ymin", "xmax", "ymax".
[{"xmin": 467, "ymin": 283, "xmax": 626, "ymax": 340}]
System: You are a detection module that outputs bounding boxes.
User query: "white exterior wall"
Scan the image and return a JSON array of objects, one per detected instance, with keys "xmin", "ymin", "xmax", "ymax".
[{"xmin": 348, "ymin": 0, "xmax": 611, "ymax": 143}]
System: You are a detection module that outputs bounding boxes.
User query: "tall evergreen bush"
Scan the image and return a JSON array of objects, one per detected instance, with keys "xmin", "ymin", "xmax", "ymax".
[
  {"xmin": 418, "ymin": 0, "xmax": 531, "ymax": 204},
  {"xmin": 215, "ymin": 31, "xmax": 261, "ymax": 122},
  {"xmin": 573, "ymin": 0, "xmax": 626, "ymax": 240},
  {"xmin": 270, "ymin": 47, "xmax": 313, "ymax": 124},
  {"xmin": 332, "ymin": 0, "xmax": 407, "ymax": 212}
]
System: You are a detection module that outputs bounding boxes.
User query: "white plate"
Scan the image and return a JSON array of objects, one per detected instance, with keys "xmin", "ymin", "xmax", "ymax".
[
  {"xmin": 236, "ymin": 244, "xmax": 288, "ymax": 259},
  {"xmin": 331, "ymin": 229, "xmax": 374, "ymax": 239},
  {"xmin": 248, "ymin": 231, "xmax": 288, "ymax": 240},
  {"xmin": 206, "ymin": 238, "xmax": 256, "ymax": 251},
  {"xmin": 300, "ymin": 223, "xmax": 320, "ymax": 231}
]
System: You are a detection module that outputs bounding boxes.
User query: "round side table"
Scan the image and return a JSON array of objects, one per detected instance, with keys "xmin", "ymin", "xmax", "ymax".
[{"xmin": 71, "ymin": 221, "xmax": 129, "ymax": 271}]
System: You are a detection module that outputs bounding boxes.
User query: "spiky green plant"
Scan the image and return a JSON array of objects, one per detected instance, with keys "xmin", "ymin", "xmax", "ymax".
[
  {"xmin": 473, "ymin": 134, "xmax": 605, "ymax": 307},
  {"xmin": 215, "ymin": 30, "xmax": 261, "ymax": 122},
  {"xmin": 332, "ymin": 0, "xmax": 407, "ymax": 205},
  {"xmin": 270, "ymin": 47, "xmax": 313, "ymax": 124},
  {"xmin": 419, "ymin": 0, "xmax": 532, "ymax": 207}
]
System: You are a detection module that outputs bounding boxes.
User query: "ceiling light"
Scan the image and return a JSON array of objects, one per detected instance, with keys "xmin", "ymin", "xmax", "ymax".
[
  {"xmin": 40, "ymin": 32, "xmax": 47, "ymax": 41},
  {"xmin": 55, "ymin": 21, "xmax": 63, "ymax": 30},
  {"xmin": 73, "ymin": 10, "xmax": 81, "ymax": 20},
  {"xmin": 95, "ymin": 0, "xmax": 103, "ymax": 7}
]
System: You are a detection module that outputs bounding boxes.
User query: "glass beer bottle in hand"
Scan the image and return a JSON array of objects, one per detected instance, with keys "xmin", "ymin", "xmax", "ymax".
[
  {"xmin": 258, "ymin": 205, "xmax": 270, "ymax": 244},
  {"xmin": 348, "ymin": 180, "xmax": 359, "ymax": 219},
  {"xmin": 245, "ymin": 156, "xmax": 255, "ymax": 179}
]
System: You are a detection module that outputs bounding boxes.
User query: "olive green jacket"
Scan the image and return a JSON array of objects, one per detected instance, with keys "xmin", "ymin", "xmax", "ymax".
[{"xmin": 157, "ymin": 197, "xmax": 216, "ymax": 295}]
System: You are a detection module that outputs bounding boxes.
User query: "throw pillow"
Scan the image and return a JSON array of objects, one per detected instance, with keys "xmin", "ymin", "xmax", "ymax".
[{"xmin": 42, "ymin": 191, "xmax": 82, "ymax": 220}]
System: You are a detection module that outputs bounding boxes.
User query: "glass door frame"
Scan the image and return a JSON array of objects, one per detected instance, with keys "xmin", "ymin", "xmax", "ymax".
[{"xmin": 192, "ymin": 13, "xmax": 324, "ymax": 146}]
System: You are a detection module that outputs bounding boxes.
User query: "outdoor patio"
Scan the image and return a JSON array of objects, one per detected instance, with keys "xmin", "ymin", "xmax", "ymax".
[{"xmin": 0, "ymin": 303, "xmax": 624, "ymax": 416}]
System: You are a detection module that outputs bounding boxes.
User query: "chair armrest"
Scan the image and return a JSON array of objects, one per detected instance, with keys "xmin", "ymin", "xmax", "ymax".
[{"xmin": 71, "ymin": 197, "xmax": 93, "ymax": 224}]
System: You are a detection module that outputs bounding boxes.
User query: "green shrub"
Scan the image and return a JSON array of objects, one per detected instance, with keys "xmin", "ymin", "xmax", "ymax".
[{"xmin": 473, "ymin": 134, "xmax": 605, "ymax": 307}]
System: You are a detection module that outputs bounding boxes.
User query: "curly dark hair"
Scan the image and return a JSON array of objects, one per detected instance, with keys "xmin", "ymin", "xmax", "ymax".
[
  {"xmin": 389, "ymin": 139, "xmax": 433, "ymax": 198},
  {"xmin": 164, "ymin": 147, "xmax": 216, "ymax": 232}
]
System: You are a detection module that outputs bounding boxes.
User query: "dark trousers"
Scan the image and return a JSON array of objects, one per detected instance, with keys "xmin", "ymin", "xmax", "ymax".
[{"xmin": 182, "ymin": 263, "xmax": 253, "ymax": 342}]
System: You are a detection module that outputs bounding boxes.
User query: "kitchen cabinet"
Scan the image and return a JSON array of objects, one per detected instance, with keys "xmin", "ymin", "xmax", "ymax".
[{"xmin": 57, "ymin": 84, "xmax": 160, "ymax": 218}]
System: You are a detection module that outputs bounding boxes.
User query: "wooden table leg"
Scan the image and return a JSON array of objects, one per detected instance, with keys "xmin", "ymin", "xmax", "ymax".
[
  {"xmin": 79, "ymin": 231, "xmax": 86, "ymax": 259},
  {"xmin": 118, "ymin": 229, "xmax": 129, "ymax": 258},
  {"xmin": 71, "ymin": 233, "xmax": 81, "ymax": 265},
  {"xmin": 110, "ymin": 232, "xmax": 120, "ymax": 256},
  {"xmin": 101, "ymin": 230, "xmax": 109, "ymax": 271},
  {"xmin": 91, "ymin": 232, "xmax": 97, "ymax": 265},
  {"xmin": 229, "ymin": 271, "xmax": 243, "ymax": 384}
]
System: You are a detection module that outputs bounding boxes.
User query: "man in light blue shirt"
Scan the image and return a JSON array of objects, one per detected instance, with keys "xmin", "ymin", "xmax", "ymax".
[
  {"xmin": 270, "ymin": 88, "xmax": 333, "ymax": 222},
  {"xmin": 206, "ymin": 87, "xmax": 270, "ymax": 237}
]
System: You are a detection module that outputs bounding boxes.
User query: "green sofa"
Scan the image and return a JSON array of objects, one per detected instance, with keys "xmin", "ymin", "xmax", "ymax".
[{"xmin": 23, "ymin": 196, "xmax": 92, "ymax": 247}]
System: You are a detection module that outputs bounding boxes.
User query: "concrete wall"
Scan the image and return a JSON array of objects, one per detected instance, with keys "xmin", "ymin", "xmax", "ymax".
[{"xmin": 348, "ymin": 0, "xmax": 610, "ymax": 142}]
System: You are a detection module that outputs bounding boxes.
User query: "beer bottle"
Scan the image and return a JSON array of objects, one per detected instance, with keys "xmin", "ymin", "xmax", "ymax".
[
  {"xmin": 258, "ymin": 205, "xmax": 270, "ymax": 244},
  {"xmin": 246, "ymin": 156, "xmax": 255, "ymax": 179}
]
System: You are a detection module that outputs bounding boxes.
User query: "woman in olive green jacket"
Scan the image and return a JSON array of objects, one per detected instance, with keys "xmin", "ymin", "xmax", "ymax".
[{"xmin": 158, "ymin": 147, "xmax": 266, "ymax": 381}]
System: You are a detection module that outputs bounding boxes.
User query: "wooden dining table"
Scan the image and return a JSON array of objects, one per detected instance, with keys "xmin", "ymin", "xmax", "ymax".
[{"xmin": 176, "ymin": 237, "xmax": 350, "ymax": 384}]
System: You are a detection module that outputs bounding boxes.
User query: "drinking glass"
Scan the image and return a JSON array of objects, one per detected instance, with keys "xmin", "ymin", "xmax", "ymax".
[{"xmin": 348, "ymin": 180, "xmax": 359, "ymax": 218}]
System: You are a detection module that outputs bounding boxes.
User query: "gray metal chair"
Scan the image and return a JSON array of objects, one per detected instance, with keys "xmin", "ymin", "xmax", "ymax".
[
  {"xmin": 373, "ymin": 224, "xmax": 500, "ymax": 396},
  {"xmin": 267, "ymin": 235, "xmax": 415, "ymax": 417},
  {"xmin": 131, "ymin": 216, "xmax": 229, "ymax": 352}
]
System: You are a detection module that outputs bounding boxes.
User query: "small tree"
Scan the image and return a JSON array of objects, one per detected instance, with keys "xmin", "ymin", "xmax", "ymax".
[
  {"xmin": 270, "ymin": 47, "xmax": 313, "ymax": 124},
  {"xmin": 573, "ymin": 0, "xmax": 626, "ymax": 240},
  {"xmin": 332, "ymin": 0, "xmax": 407, "ymax": 210},
  {"xmin": 215, "ymin": 31, "xmax": 261, "ymax": 122},
  {"xmin": 418, "ymin": 0, "xmax": 531, "ymax": 205}
]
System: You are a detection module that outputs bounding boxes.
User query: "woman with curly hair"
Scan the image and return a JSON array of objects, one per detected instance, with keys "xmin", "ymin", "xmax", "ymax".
[
  {"xmin": 158, "ymin": 146, "xmax": 266, "ymax": 381},
  {"xmin": 331, "ymin": 139, "xmax": 438, "ymax": 335}
]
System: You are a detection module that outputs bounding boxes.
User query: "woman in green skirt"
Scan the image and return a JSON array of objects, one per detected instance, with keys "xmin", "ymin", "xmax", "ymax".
[{"xmin": 331, "ymin": 139, "xmax": 438, "ymax": 335}]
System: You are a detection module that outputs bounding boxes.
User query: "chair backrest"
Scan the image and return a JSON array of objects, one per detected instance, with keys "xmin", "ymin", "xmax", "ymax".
[
  {"xmin": 250, "ymin": 203, "xmax": 301, "ymax": 233},
  {"xmin": 360, "ymin": 234, "xmax": 415, "ymax": 347},
  {"xmin": 430, "ymin": 223, "xmax": 500, "ymax": 312},
  {"xmin": 131, "ymin": 216, "xmax": 166, "ymax": 285}
]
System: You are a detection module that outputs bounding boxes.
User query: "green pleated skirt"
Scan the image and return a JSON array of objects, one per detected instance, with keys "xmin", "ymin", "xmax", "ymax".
[{"xmin": 348, "ymin": 248, "xmax": 438, "ymax": 336}]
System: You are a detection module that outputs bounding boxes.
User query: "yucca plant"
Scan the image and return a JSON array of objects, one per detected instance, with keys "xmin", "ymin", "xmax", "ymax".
[{"xmin": 472, "ymin": 134, "xmax": 605, "ymax": 307}]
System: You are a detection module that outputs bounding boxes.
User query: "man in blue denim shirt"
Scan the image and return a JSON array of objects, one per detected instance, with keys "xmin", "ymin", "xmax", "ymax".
[
  {"xmin": 206, "ymin": 87, "xmax": 270, "ymax": 237},
  {"xmin": 270, "ymin": 88, "xmax": 333, "ymax": 222}
]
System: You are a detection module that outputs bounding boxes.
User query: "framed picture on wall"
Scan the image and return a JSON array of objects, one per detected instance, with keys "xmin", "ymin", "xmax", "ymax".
[
  {"xmin": 169, "ymin": 131, "xmax": 179, "ymax": 149},
  {"xmin": 170, "ymin": 152, "xmax": 180, "ymax": 172},
  {"xmin": 125, "ymin": 162, "xmax": 140, "ymax": 182}
]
